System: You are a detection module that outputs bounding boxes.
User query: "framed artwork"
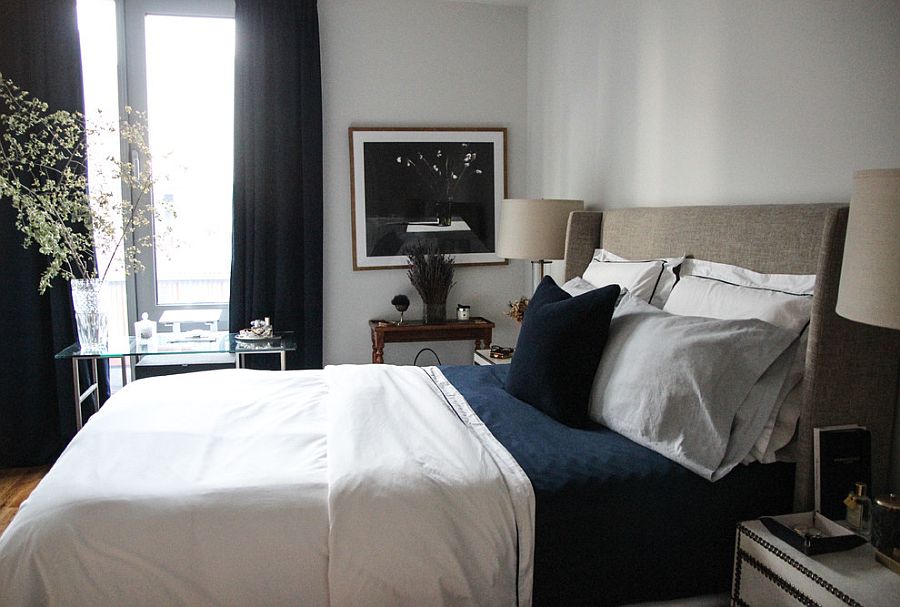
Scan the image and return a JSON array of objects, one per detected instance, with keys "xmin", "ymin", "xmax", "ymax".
[{"xmin": 349, "ymin": 127, "xmax": 508, "ymax": 270}]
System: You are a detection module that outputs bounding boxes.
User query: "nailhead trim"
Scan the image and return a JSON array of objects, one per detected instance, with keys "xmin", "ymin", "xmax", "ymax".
[
  {"xmin": 739, "ymin": 548, "xmax": 821, "ymax": 606},
  {"xmin": 733, "ymin": 530, "xmax": 744, "ymax": 601},
  {"xmin": 737, "ymin": 524, "xmax": 863, "ymax": 607}
]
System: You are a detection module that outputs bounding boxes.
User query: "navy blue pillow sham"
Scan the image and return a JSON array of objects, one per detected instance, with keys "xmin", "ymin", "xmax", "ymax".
[{"xmin": 505, "ymin": 276, "xmax": 620, "ymax": 427}]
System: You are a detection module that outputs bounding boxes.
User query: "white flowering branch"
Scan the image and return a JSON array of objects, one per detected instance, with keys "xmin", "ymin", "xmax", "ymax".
[
  {"xmin": 0, "ymin": 73, "xmax": 172, "ymax": 293},
  {"xmin": 396, "ymin": 143, "xmax": 483, "ymax": 201}
]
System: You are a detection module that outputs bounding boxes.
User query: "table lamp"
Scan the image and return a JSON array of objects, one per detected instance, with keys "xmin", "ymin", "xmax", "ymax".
[
  {"xmin": 497, "ymin": 198, "xmax": 584, "ymax": 292},
  {"xmin": 836, "ymin": 169, "xmax": 900, "ymax": 330},
  {"xmin": 835, "ymin": 168, "xmax": 900, "ymax": 572}
]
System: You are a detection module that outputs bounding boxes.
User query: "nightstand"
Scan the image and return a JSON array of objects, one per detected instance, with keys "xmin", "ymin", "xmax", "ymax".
[
  {"xmin": 732, "ymin": 518, "xmax": 900, "ymax": 606},
  {"xmin": 473, "ymin": 348, "xmax": 512, "ymax": 366}
]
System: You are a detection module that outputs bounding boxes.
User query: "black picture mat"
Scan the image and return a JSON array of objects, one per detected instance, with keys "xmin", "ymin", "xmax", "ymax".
[{"xmin": 362, "ymin": 141, "xmax": 496, "ymax": 257}]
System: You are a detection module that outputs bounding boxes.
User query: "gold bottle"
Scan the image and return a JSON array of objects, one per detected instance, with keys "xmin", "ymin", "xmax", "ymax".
[{"xmin": 844, "ymin": 482, "xmax": 872, "ymax": 537}]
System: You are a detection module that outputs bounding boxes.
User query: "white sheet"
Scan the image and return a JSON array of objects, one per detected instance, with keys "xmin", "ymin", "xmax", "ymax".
[
  {"xmin": 0, "ymin": 366, "xmax": 533, "ymax": 607},
  {"xmin": 326, "ymin": 365, "xmax": 533, "ymax": 607}
]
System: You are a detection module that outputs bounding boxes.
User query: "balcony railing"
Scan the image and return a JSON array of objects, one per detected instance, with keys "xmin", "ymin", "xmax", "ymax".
[{"xmin": 104, "ymin": 278, "xmax": 229, "ymax": 336}]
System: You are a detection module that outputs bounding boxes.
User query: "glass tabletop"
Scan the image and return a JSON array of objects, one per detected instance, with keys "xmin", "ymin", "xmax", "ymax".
[{"xmin": 55, "ymin": 332, "xmax": 296, "ymax": 359}]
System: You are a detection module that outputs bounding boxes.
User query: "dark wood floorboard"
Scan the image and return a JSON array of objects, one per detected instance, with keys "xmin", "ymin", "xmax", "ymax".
[{"xmin": 0, "ymin": 466, "xmax": 50, "ymax": 535}]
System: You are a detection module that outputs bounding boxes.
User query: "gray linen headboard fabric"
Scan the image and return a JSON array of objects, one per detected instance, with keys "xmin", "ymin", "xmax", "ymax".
[{"xmin": 564, "ymin": 204, "xmax": 900, "ymax": 511}]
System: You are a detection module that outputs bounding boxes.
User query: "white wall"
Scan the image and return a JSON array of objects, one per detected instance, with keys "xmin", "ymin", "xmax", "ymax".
[
  {"xmin": 526, "ymin": 0, "xmax": 900, "ymax": 490},
  {"xmin": 527, "ymin": 0, "xmax": 900, "ymax": 205},
  {"xmin": 320, "ymin": 0, "xmax": 529, "ymax": 366}
]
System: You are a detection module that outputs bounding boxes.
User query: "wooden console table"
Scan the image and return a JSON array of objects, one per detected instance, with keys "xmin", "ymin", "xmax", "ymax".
[{"xmin": 368, "ymin": 317, "xmax": 494, "ymax": 364}]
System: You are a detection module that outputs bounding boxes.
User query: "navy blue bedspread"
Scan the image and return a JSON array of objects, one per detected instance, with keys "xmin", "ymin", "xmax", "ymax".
[{"xmin": 441, "ymin": 365, "xmax": 794, "ymax": 606}]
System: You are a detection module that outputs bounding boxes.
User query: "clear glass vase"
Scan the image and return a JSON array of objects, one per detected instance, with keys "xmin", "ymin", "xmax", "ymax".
[
  {"xmin": 71, "ymin": 278, "xmax": 108, "ymax": 352},
  {"xmin": 423, "ymin": 302, "xmax": 447, "ymax": 324},
  {"xmin": 435, "ymin": 200, "xmax": 452, "ymax": 227}
]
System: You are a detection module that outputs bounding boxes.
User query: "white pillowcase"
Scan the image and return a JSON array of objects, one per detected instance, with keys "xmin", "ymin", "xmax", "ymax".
[
  {"xmin": 745, "ymin": 380, "xmax": 803, "ymax": 465},
  {"xmin": 561, "ymin": 277, "xmax": 599, "ymax": 297},
  {"xmin": 664, "ymin": 259, "xmax": 816, "ymax": 464},
  {"xmin": 589, "ymin": 293, "xmax": 797, "ymax": 481},
  {"xmin": 582, "ymin": 258, "xmax": 665, "ymax": 304},
  {"xmin": 663, "ymin": 275, "xmax": 812, "ymax": 334},
  {"xmin": 595, "ymin": 249, "xmax": 685, "ymax": 307},
  {"xmin": 562, "ymin": 277, "xmax": 630, "ymax": 309},
  {"xmin": 679, "ymin": 258, "xmax": 815, "ymax": 295}
]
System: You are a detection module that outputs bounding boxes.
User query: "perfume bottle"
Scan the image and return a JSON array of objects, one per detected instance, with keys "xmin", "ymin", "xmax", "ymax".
[
  {"xmin": 134, "ymin": 312, "xmax": 157, "ymax": 343},
  {"xmin": 844, "ymin": 482, "xmax": 872, "ymax": 537}
]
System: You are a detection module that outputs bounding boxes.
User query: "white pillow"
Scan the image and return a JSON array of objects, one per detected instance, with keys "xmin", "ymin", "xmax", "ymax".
[
  {"xmin": 679, "ymin": 258, "xmax": 815, "ymax": 295},
  {"xmin": 663, "ymin": 275, "xmax": 812, "ymax": 334},
  {"xmin": 595, "ymin": 249, "xmax": 685, "ymax": 307},
  {"xmin": 744, "ymin": 380, "xmax": 803, "ymax": 465},
  {"xmin": 582, "ymin": 258, "xmax": 665, "ymax": 304},
  {"xmin": 561, "ymin": 277, "xmax": 598, "ymax": 297},
  {"xmin": 589, "ymin": 293, "xmax": 797, "ymax": 481},
  {"xmin": 663, "ymin": 261, "xmax": 816, "ymax": 463},
  {"xmin": 562, "ymin": 277, "xmax": 630, "ymax": 309},
  {"xmin": 728, "ymin": 336, "xmax": 801, "ymax": 468}
]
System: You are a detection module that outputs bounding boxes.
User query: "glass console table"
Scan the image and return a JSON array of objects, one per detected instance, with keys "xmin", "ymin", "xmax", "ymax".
[{"xmin": 55, "ymin": 332, "xmax": 296, "ymax": 431}]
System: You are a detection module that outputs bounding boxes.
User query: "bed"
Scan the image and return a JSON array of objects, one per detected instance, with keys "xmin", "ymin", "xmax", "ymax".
[{"xmin": 1, "ymin": 204, "xmax": 897, "ymax": 606}]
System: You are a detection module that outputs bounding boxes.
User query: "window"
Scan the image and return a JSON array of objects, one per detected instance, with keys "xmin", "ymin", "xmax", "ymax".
[
  {"xmin": 142, "ymin": 13, "xmax": 234, "ymax": 307},
  {"xmin": 78, "ymin": 0, "xmax": 235, "ymax": 339}
]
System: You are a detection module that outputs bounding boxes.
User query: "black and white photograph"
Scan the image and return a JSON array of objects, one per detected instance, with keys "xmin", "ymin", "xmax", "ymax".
[{"xmin": 350, "ymin": 127, "xmax": 507, "ymax": 270}]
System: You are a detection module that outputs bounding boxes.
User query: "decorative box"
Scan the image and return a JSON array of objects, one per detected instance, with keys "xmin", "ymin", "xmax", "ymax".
[
  {"xmin": 732, "ymin": 515, "xmax": 900, "ymax": 606},
  {"xmin": 759, "ymin": 513, "xmax": 865, "ymax": 556}
]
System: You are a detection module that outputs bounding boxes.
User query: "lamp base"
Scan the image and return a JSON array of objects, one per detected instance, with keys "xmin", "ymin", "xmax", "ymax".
[{"xmin": 531, "ymin": 260, "xmax": 549, "ymax": 293}]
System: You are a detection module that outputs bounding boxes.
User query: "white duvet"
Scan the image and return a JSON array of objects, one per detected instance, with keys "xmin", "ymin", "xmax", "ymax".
[{"xmin": 0, "ymin": 365, "xmax": 534, "ymax": 607}]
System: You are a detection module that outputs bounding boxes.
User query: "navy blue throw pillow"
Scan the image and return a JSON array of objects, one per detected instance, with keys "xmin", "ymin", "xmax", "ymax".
[{"xmin": 505, "ymin": 277, "xmax": 620, "ymax": 427}]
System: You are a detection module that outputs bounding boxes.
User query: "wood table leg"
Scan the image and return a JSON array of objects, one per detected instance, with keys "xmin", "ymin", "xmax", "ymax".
[
  {"xmin": 371, "ymin": 332, "xmax": 385, "ymax": 363},
  {"xmin": 475, "ymin": 330, "xmax": 492, "ymax": 351}
]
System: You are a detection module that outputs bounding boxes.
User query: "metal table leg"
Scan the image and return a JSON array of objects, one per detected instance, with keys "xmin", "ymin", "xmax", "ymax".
[
  {"xmin": 72, "ymin": 357, "xmax": 102, "ymax": 432},
  {"xmin": 72, "ymin": 358, "xmax": 82, "ymax": 431},
  {"xmin": 91, "ymin": 358, "xmax": 101, "ymax": 414},
  {"xmin": 232, "ymin": 351, "xmax": 286, "ymax": 370}
]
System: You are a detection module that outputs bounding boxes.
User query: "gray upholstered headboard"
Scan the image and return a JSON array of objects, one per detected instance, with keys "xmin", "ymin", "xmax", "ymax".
[{"xmin": 564, "ymin": 204, "xmax": 900, "ymax": 511}]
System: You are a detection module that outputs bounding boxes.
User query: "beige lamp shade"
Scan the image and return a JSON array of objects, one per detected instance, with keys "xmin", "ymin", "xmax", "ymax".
[
  {"xmin": 835, "ymin": 168, "xmax": 900, "ymax": 330},
  {"xmin": 496, "ymin": 198, "xmax": 584, "ymax": 261}
]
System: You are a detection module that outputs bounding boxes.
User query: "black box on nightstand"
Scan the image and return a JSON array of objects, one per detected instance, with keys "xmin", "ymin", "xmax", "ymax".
[{"xmin": 814, "ymin": 425, "xmax": 871, "ymax": 520}]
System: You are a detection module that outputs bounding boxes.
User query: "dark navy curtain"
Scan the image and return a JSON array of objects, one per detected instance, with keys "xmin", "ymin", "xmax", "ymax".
[
  {"xmin": 0, "ymin": 0, "xmax": 88, "ymax": 465},
  {"xmin": 229, "ymin": 0, "xmax": 323, "ymax": 369}
]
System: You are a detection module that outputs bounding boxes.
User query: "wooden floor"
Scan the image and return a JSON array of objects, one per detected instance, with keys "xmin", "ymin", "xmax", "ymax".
[{"xmin": 0, "ymin": 466, "xmax": 50, "ymax": 536}]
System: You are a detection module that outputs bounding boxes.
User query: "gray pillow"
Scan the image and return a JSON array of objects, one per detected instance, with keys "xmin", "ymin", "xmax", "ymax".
[{"xmin": 588, "ymin": 294, "xmax": 796, "ymax": 480}]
